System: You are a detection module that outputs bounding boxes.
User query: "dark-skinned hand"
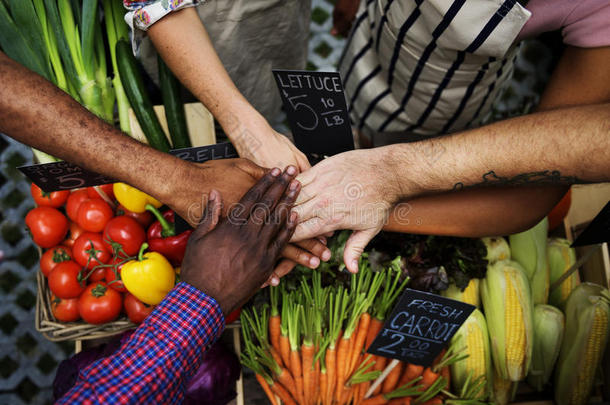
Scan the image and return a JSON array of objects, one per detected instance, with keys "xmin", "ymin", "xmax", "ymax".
[
  {"xmin": 181, "ymin": 166, "xmax": 300, "ymax": 316},
  {"xmin": 332, "ymin": 0, "xmax": 361, "ymax": 36}
]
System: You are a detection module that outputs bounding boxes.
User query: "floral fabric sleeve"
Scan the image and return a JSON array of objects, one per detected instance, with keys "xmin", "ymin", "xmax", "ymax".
[{"xmin": 123, "ymin": 0, "xmax": 206, "ymax": 52}]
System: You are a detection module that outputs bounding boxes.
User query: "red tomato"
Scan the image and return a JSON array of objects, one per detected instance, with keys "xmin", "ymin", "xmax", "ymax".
[
  {"xmin": 124, "ymin": 293, "xmax": 154, "ymax": 323},
  {"xmin": 40, "ymin": 245, "xmax": 72, "ymax": 277},
  {"xmin": 105, "ymin": 257, "xmax": 128, "ymax": 293},
  {"xmin": 78, "ymin": 282, "xmax": 122, "ymax": 324},
  {"xmin": 102, "ymin": 216, "xmax": 146, "ymax": 256},
  {"xmin": 48, "ymin": 260, "xmax": 85, "ymax": 299},
  {"xmin": 30, "ymin": 183, "xmax": 70, "ymax": 207},
  {"xmin": 116, "ymin": 204, "xmax": 154, "ymax": 228},
  {"xmin": 225, "ymin": 307, "xmax": 241, "ymax": 324},
  {"xmin": 51, "ymin": 295, "xmax": 80, "ymax": 322},
  {"xmin": 63, "ymin": 221, "xmax": 85, "ymax": 248},
  {"xmin": 77, "ymin": 199, "xmax": 114, "ymax": 232},
  {"xmin": 72, "ymin": 232, "xmax": 111, "ymax": 269},
  {"xmin": 66, "ymin": 190, "xmax": 90, "ymax": 222},
  {"xmin": 87, "ymin": 184, "xmax": 115, "ymax": 201},
  {"xmin": 26, "ymin": 207, "xmax": 69, "ymax": 248}
]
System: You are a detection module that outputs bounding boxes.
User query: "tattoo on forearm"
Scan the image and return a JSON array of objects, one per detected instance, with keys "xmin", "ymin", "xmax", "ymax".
[{"xmin": 453, "ymin": 170, "xmax": 582, "ymax": 190}]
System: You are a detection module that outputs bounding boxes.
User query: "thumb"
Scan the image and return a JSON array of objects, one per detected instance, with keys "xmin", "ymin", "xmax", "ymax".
[
  {"xmin": 193, "ymin": 189, "xmax": 223, "ymax": 239},
  {"xmin": 343, "ymin": 228, "xmax": 379, "ymax": 273}
]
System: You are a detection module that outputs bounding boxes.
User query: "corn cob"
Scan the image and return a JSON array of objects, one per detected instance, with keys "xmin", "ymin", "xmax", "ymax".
[
  {"xmin": 555, "ymin": 283, "xmax": 610, "ymax": 405},
  {"xmin": 442, "ymin": 279, "xmax": 480, "ymax": 308},
  {"xmin": 481, "ymin": 260, "xmax": 533, "ymax": 381},
  {"xmin": 509, "ymin": 218, "xmax": 549, "ymax": 304},
  {"xmin": 526, "ymin": 304, "xmax": 564, "ymax": 391},
  {"xmin": 547, "ymin": 238, "xmax": 580, "ymax": 309},
  {"xmin": 450, "ymin": 309, "xmax": 492, "ymax": 400},
  {"xmin": 482, "ymin": 236, "xmax": 511, "ymax": 264}
]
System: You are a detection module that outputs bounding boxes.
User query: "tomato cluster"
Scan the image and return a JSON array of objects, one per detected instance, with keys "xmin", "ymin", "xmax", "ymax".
[
  {"xmin": 28, "ymin": 183, "xmax": 241, "ymax": 326},
  {"xmin": 30, "ymin": 184, "xmax": 155, "ymax": 325}
]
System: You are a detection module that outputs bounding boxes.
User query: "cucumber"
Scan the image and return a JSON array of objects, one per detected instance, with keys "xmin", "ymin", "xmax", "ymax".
[
  {"xmin": 115, "ymin": 39, "xmax": 171, "ymax": 152},
  {"xmin": 158, "ymin": 55, "xmax": 191, "ymax": 149}
]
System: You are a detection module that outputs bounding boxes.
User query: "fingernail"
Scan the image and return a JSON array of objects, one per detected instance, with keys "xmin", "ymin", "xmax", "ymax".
[
  {"xmin": 271, "ymin": 277, "xmax": 279, "ymax": 286},
  {"xmin": 289, "ymin": 180, "xmax": 299, "ymax": 190},
  {"xmin": 309, "ymin": 257, "xmax": 320, "ymax": 268},
  {"xmin": 208, "ymin": 190, "xmax": 217, "ymax": 202},
  {"xmin": 351, "ymin": 259, "xmax": 359, "ymax": 272},
  {"xmin": 290, "ymin": 211, "xmax": 298, "ymax": 223},
  {"xmin": 322, "ymin": 249, "xmax": 331, "ymax": 261},
  {"xmin": 271, "ymin": 168, "xmax": 281, "ymax": 176},
  {"xmin": 286, "ymin": 166, "xmax": 297, "ymax": 175}
]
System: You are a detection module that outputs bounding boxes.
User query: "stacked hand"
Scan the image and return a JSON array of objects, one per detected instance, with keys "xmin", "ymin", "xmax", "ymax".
[{"xmin": 181, "ymin": 167, "xmax": 301, "ymax": 315}]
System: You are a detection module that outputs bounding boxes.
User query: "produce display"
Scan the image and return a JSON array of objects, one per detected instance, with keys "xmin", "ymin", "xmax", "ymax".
[
  {"xmin": 27, "ymin": 182, "xmax": 240, "ymax": 326},
  {"xmin": 240, "ymin": 225, "xmax": 610, "ymax": 405}
]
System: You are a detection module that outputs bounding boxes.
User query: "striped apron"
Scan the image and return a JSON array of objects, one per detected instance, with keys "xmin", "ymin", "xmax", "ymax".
[{"xmin": 339, "ymin": 0, "xmax": 531, "ymax": 144}]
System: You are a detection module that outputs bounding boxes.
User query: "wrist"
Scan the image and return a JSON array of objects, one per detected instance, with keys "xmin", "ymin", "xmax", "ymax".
[{"xmin": 380, "ymin": 144, "xmax": 428, "ymax": 202}]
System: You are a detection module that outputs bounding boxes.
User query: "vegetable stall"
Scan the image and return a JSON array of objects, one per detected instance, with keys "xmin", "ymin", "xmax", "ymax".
[{"xmin": 0, "ymin": 1, "xmax": 608, "ymax": 404}]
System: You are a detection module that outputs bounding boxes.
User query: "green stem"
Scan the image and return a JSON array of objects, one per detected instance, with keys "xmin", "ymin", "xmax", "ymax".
[
  {"xmin": 137, "ymin": 242, "xmax": 148, "ymax": 261},
  {"xmin": 145, "ymin": 204, "xmax": 175, "ymax": 237}
]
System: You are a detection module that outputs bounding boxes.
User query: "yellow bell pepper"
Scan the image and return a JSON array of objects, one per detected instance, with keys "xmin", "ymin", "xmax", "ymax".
[
  {"xmin": 122, "ymin": 243, "xmax": 175, "ymax": 305},
  {"xmin": 113, "ymin": 182, "xmax": 163, "ymax": 213}
]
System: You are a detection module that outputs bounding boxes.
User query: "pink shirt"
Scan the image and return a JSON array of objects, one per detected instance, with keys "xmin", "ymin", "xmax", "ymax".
[{"xmin": 518, "ymin": 0, "xmax": 610, "ymax": 47}]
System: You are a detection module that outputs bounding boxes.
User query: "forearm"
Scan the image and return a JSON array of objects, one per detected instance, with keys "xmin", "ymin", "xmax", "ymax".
[
  {"xmin": 148, "ymin": 8, "xmax": 264, "ymax": 148},
  {"xmin": 59, "ymin": 283, "xmax": 224, "ymax": 403},
  {"xmin": 384, "ymin": 185, "xmax": 566, "ymax": 237},
  {"xmin": 0, "ymin": 51, "xmax": 193, "ymax": 203},
  {"xmin": 391, "ymin": 102, "xmax": 610, "ymax": 197}
]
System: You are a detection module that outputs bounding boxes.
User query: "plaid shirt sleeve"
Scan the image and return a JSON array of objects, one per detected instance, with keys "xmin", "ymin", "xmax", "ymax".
[{"xmin": 57, "ymin": 282, "xmax": 225, "ymax": 404}]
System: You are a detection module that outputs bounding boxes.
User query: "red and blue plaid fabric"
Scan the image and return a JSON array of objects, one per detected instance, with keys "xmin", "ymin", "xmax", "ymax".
[{"xmin": 57, "ymin": 282, "xmax": 225, "ymax": 404}]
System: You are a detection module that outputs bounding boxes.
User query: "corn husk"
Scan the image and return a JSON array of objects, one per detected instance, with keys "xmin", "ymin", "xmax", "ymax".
[
  {"xmin": 442, "ymin": 279, "xmax": 480, "ymax": 308},
  {"xmin": 547, "ymin": 238, "xmax": 580, "ymax": 309},
  {"xmin": 526, "ymin": 304, "xmax": 564, "ymax": 391},
  {"xmin": 450, "ymin": 309, "xmax": 492, "ymax": 400},
  {"xmin": 555, "ymin": 283, "xmax": 610, "ymax": 405},
  {"xmin": 509, "ymin": 217, "xmax": 549, "ymax": 304},
  {"xmin": 492, "ymin": 369, "xmax": 516, "ymax": 405},
  {"xmin": 482, "ymin": 236, "xmax": 511, "ymax": 264},
  {"xmin": 481, "ymin": 260, "xmax": 533, "ymax": 381}
]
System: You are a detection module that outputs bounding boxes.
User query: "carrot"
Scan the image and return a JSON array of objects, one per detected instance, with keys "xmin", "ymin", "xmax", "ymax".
[
  {"xmin": 256, "ymin": 374, "xmax": 279, "ymax": 405},
  {"xmin": 325, "ymin": 346, "xmax": 337, "ymax": 405},
  {"xmin": 275, "ymin": 367, "xmax": 297, "ymax": 399},
  {"xmin": 362, "ymin": 393, "xmax": 389, "ymax": 405},
  {"xmin": 302, "ymin": 342, "xmax": 315, "ymax": 405},
  {"xmin": 372, "ymin": 356, "xmax": 388, "ymax": 396},
  {"xmin": 349, "ymin": 313, "xmax": 372, "ymax": 374},
  {"xmin": 382, "ymin": 361, "xmax": 404, "ymax": 393},
  {"xmin": 398, "ymin": 364, "xmax": 424, "ymax": 387},
  {"xmin": 420, "ymin": 368, "xmax": 440, "ymax": 390},
  {"xmin": 279, "ymin": 334, "xmax": 291, "ymax": 369},
  {"xmin": 335, "ymin": 335, "xmax": 352, "ymax": 401},
  {"xmin": 314, "ymin": 356, "xmax": 321, "ymax": 405},
  {"xmin": 290, "ymin": 349, "xmax": 304, "ymax": 405},
  {"xmin": 270, "ymin": 315, "xmax": 282, "ymax": 357},
  {"xmin": 270, "ymin": 380, "xmax": 297, "ymax": 405},
  {"xmin": 366, "ymin": 317, "xmax": 384, "ymax": 349},
  {"xmin": 320, "ymin": 369, "xmax": 328, "ymax": 405}
]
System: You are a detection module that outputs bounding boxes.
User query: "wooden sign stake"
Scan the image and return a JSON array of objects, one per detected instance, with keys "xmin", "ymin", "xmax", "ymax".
[{"xmin": 365, "ymin": 359, "xmax": 400, "ymax": 399}]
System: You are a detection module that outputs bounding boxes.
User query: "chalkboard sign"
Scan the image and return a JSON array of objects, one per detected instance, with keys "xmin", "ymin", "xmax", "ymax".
[
  {"xmin": 572, "ymin": 200, "xmax": 610, "ymax": 247},
  {"xmin": 18, "ymin": 161, "xmax": 116, "ymax": 193},
  {"xmin": 367, "ymin": 289, "xmax": 475, "ymax": 366},
  {"xmin": 169, "ymin": 142, "xmax": 237, "ymax": 163},
  {"xmin": 18, "ymin": 142, "xmax": 239, "ymax": 193},
  {"xmin": 273, "ymin": 70, "xmax": 354, "ymax": 156}
]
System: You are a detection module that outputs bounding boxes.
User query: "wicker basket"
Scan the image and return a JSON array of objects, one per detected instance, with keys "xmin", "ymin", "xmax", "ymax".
[{"xmin": 35, "ymin": 268, "xmax": 137, "ymax": 342}]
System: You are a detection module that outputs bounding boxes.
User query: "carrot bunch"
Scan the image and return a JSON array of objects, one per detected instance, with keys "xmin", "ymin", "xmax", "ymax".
[{"xmin": 241, "ymin": 255, "xmax": 473, "ymax": 405}]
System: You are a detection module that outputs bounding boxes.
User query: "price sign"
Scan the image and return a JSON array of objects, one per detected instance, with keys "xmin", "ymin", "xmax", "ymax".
[
  {"xmin": 367, "ymin": 289, "xmax": 475, "ymax": 366},
  {"xmin": 169, "ymin": 142, "xmax": 237, "ymax": 162},
  {"xmin": 273, "ymin": 70, "xmax": 354, "ymax": 156},
  {"xmin": 572, "ymin": 200, "xmax": 610, "ymax": 247},
  {"xmin": 18, "ymin": 161, "xmax": 116, "ymax": 193}
]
